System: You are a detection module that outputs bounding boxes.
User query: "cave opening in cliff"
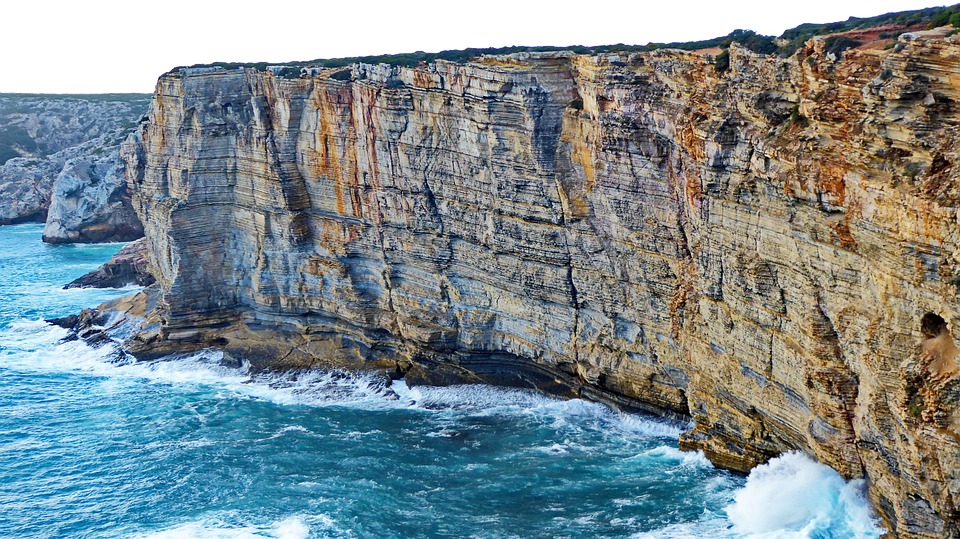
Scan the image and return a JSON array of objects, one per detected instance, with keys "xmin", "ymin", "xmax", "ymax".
[
  {"xmin": 921, "ymin": 312, "xmax": 948, "ymax": 338},
  {"xmin": 920, "ymin": 312, "xmax": 960, "ymax": 383}
]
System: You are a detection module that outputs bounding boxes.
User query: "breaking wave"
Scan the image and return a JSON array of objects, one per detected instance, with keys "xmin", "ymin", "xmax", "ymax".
[
  {"xmin": 0, "ymin": 318, "xmax": 883, "ymax": 539},
  {"xmin": 726, "ymin": 452, "xmax": 884, "ymax": 538}
]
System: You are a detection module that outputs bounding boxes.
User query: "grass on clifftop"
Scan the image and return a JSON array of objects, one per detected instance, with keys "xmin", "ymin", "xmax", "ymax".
[
  {"xmin": 0, "ymin": 93, "xmax": 152, "ymax": 103},
  {"xmin": 170, "ymin": 3, "xmax": 960, "ymax": 76}
]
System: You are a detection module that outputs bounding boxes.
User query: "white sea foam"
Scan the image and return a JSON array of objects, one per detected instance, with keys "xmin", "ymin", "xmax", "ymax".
[
  {"xmin": 392, "ymin": 380, "xmax": 558, "ymax": 410},
  {"xmin": 0, "ymin": 319, "xmax": 687, "ymax": 442},
  {"xmin": 256, "ymin": 425, "xmax": 313, "ymax": 442},
  {"xmin": 133, "ymin": 514, "xmax": 326, "ymax": 539},
  {"xmin": 394, "ymin": 381, "xmax": 686, "ymax": 438},
  {"xmin": 725, "ymin": 451, "xmax": 884, "ymax": 539},
  {"xmin": 631, "ymin": 452, "xmax": 885, "ymax": 539},
  {"xmin": 536, "ymin": 442, "xmax": 570, "ymax": 454},
  {"xmin": 640, "ymin": 445, "xmax": 714, "ymax": 469},
  {"xmin": 0, "ymin": 320, "xmax": 395, "ymax": 408},
  {"xmin": 631, "ymin": 517, "xmax": 738, "ymax": 539}
]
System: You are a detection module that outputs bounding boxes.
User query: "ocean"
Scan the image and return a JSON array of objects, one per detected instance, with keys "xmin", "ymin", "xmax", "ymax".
[{"xmin": 0, "ymin": 223, "xmax": 884, "ymax": 538}]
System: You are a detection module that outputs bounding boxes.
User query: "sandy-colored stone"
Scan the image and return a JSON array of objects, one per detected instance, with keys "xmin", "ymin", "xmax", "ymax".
[{"xmin": 120, "ymin": 36, "xmax": 960, "ymax": 537}]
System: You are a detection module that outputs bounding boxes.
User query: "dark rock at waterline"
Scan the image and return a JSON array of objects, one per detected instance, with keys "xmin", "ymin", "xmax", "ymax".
[
  {"xmin": 46, "ymin": 313, "xmax": 80, "ymax": 330},
  {"xmin": 64, "ymin": 237, "xmax": 154, "ymax": 289},
  {"xmin": 46, "ymin": 307, "xmax": 108, "ymax": 330},
  {"xmin": 46, "ymin": 292, "xmax": 151, "ymax": 358}
]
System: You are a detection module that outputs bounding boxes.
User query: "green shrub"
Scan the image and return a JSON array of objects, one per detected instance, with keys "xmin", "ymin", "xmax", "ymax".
[
  {"xmin": 164, "ymin": 3, "xmax": 960, "ymax": 75},
  {"xmin": 823, "ymin": 35, "xmax": 862, "ymax": 58},
  {"xmin": 780, "ymin": 4, "xmax": 960, "ymax": 56},
  {"xmin": 905, "ymin": 162, "xmax": 924, "ymax": 180},
  {"xmin": 276, "ymin": 67, "xmax": 301, "ymax": 79},
  {"xmin": 0, "ymin": 148, "xmax": 18, "ymax": 164},
  {"xmin": 0, "ymin": 126, "xmax": 37, "ymax": 164},
  {"xmin": 908, "ymin": 393, "xmax": 925, "ymax": 417},
  {"xmin": 930, "ymin": 6, "xmax": 960, "ymax": 27},
  {"xmin": 789, "ymin": 105, "xmax": 808, "ymax": 127},
  {"xmin": 729, "ymin": 29, "xmax": 778, "ymax": 54},
  {"xmin": 715, "ymin": 50, "xmax": 730, "ymax": 73}
]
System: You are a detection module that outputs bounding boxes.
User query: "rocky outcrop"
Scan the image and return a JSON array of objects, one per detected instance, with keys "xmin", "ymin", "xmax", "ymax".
[
  {"xmin": 0, "ymin": 154, "xmax": 64, "ymax": 223},
  {"xmin": 121, "ymin": 31, "xmax": 960, "ymax": 537},
  {"xmin": 0, "ymin": 94, "xmax": 149, "ymax": 241},
  {"xmin": 65, "ymin": 238, "xmax": 154, "ymax": 289},
  {"xmin": 42, "ymin": 151, "xmax": 144, "ymax": 243}
]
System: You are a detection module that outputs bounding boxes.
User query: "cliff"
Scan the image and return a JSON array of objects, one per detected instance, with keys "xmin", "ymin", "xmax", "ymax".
[
  {"xmin": 121, "ymin": 29, "xmax": 960, "ymax": 537},
  {"xmin": 0, "ymin": 94, "xmax": 149, "ymax": 242}
]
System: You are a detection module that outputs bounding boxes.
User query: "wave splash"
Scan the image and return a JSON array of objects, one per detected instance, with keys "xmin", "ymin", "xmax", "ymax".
[
  {"xmin": 0, "ymin": 318, "xmax": 684, "ymax": 438},
  {"xmin": 726, "ymin": 451, "xmax": 884, "ymax": 539},
  {"xmin": 633, "ymin": 451, "xmax": 884, "ymax": 538},
  {"xmin": 1, "ymin": 320, "xmax": 885, "ymax": 539}
]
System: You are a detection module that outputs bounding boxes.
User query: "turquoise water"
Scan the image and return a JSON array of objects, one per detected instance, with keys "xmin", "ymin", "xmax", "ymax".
[{"xmin": 0, "ymin": 223, "xmax": 884, "ymax": 538}]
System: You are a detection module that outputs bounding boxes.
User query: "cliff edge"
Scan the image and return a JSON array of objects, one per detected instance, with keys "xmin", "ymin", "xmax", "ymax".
[{"xmin": 121, "ymin": 31, "xmax": 960, "ymax": 537}]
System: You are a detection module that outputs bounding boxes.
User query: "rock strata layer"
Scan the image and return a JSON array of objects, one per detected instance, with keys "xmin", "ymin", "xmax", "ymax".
[{"xmin": 123, "ymin": 33, "xmax": 960, "ymax": 537}]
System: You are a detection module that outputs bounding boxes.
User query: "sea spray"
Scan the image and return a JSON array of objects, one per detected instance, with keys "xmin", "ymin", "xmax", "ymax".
[
  {"xmin": 135, "ymin": 514, "xmax": 319, "ymax": 539},
  {"xmin": 726, "ymin": 452, "xmax": 884, "ymax": 539},
  {"xmin": 0, "ymin": 223, "xmax": 889, "ymax": 538}
]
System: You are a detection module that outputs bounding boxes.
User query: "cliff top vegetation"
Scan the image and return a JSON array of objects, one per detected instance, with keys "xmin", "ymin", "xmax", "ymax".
[
  {"xmin": 0, "ymin": 93, "xmax": 152, "ymax": 104},
  {"xmin": 0, "ymin": 94, "xmax": 152, "ymax": 165},
  {"xmin": 167, "ymin": 3, "xmax": 960, "ymax": 76}
]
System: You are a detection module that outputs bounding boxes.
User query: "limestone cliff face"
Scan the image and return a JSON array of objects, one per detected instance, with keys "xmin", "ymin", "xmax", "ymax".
[{"xmin": 125, "ymin": 33, "xmax": 960, "ymax": 537}]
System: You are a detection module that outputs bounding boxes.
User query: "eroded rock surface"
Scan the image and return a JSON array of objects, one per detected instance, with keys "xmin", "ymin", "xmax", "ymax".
[
  {"xmin": 42, "ymin": 151, "xmax": 144, "ymax": 243},
  {"xmin": 0, "ymin": 94, "xmax": 149, "ymax": 241},
  {"xmin": 122, "ymin": 34, "xmax": 960, "ymax": 537}
]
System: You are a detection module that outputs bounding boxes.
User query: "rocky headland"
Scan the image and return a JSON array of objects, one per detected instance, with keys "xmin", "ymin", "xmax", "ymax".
[
  {"xmin": 57, "ymin": 20, "xmax": 960, "ymax": 538},
  {"xmin": 0, "ymin": 94, "xmax": 150, "ymax": 242}
]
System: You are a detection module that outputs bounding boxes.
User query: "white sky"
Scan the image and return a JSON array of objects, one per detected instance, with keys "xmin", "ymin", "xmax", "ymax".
[{"xmin": 2, "ymin": 0, "xmax": 948, "ymax": 94}]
